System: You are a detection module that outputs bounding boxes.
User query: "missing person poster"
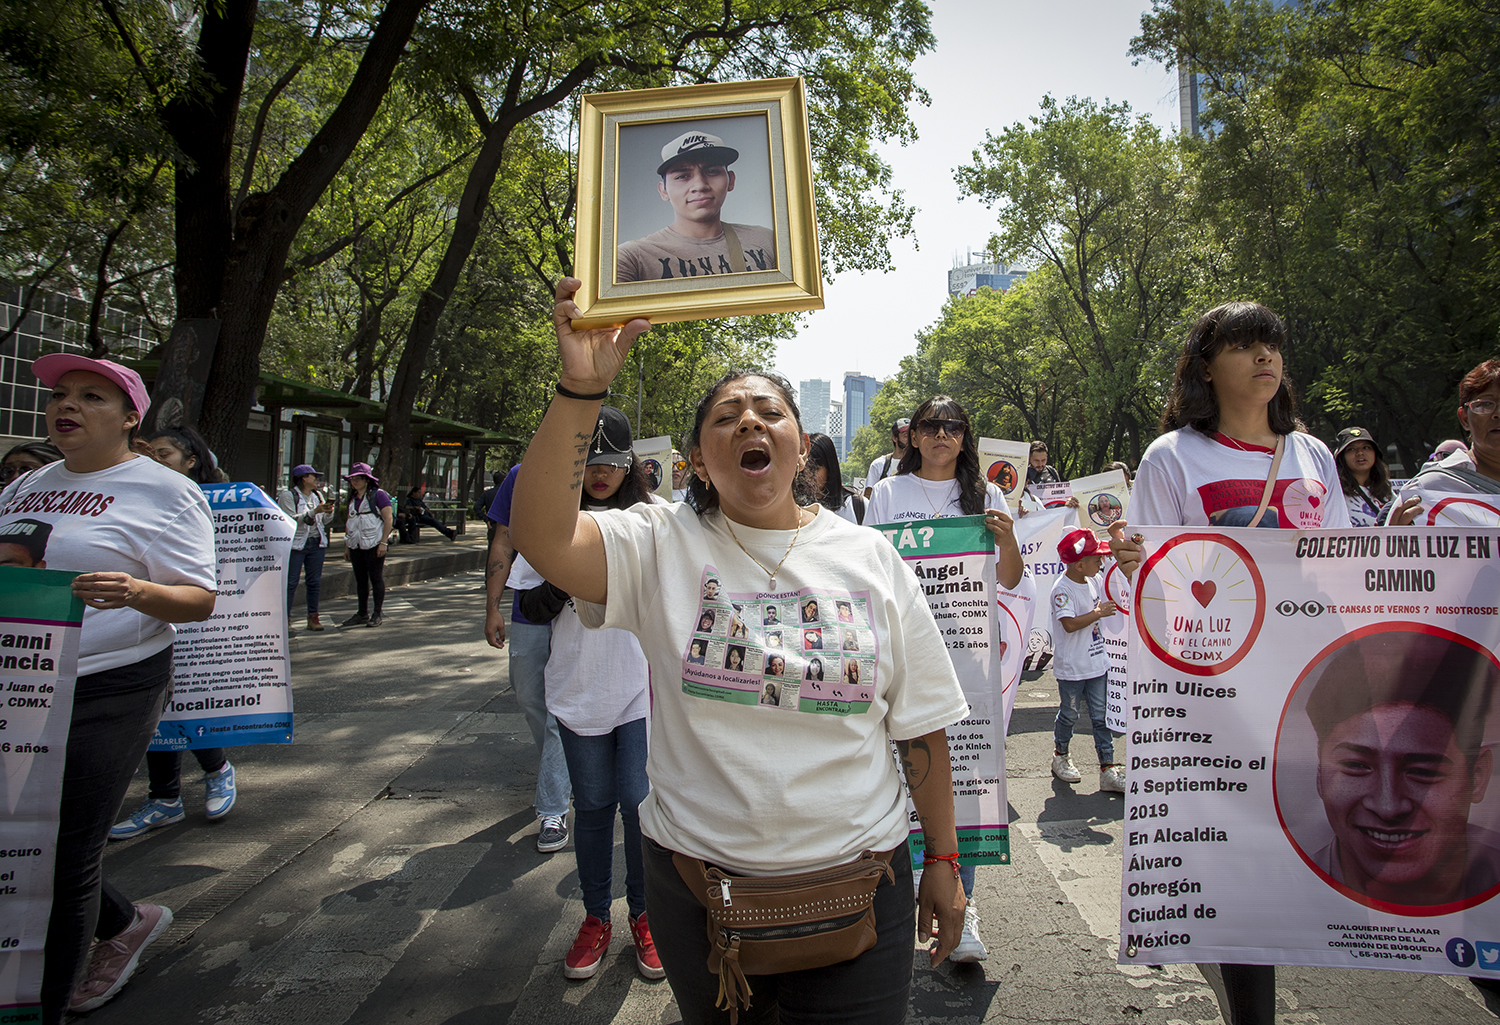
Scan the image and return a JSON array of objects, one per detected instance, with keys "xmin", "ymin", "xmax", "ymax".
[
  {"xmin": 0, "ymin": 566, "xmax": 84, "ymax": 1021},
  {"xmin": 979, "ymin": 438, "xmax": 1030, "ymax": 509},
  {"xmin": 1071, "ymin": 469, "xmax": 1131, "ymax": 537},
  {"xmin": 1119, "ymin": 526, "xmax": 1500, "ymax": 977},
  {"xmin": 1397, "ymin": 486, "xmax": 1500, "ymax": 528},
  {"xmin": 1006, "ymin": 506, "xmax": 1078, "ymax": 673},
  {"xmin": 1028, "ymin": 481, "xmax": 1073, "ymax": 509},
  {"xmin": 1100, "ymin": 556, "xmax": 1132, "ymax": 733},
  {"xmin": 149, "ymin": 483, "xmax": 294, "ymax": 751},
  {"xmin": 872, "ymin": 516, "xmax": 1008, "ymax": 866},
  {"xmin": 633, "ymin": 435, "xmax": 673, "ymax": 502}
]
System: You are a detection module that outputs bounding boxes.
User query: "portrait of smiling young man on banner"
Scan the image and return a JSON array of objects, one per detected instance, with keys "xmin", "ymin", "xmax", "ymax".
[{"xmin": 1289, "ymin": 628, "xmax": 1500, "ymax": 909}]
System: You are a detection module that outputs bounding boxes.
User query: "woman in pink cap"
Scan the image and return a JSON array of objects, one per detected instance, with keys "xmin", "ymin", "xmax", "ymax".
[{"xmin": 0, "ymin": 354, "xmax": 216, "ymax": 1022}]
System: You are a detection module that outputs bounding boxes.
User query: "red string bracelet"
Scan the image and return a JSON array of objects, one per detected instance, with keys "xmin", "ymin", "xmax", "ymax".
[{"xmin": 922, "ymin": 851, "xmax": 961, "ymax": 875}]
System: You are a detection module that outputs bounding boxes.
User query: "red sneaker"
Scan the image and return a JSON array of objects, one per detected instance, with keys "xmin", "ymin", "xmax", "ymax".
[
  {"xmin": 630, "ymin": 912, "xmax": 666, "ymax": 980},
  {"xmin": 564, "ymin": 915, "xmax": 611, "ymax": 979}
]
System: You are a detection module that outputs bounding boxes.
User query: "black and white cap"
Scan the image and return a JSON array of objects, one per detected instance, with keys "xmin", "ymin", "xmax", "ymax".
[
  {"xmin": 657, "ymin": 130, "xmax": 739, "ymax": 176},
  {"xmin": 589, "ymin": 406, "xmax": 635, "ymax": 468}
]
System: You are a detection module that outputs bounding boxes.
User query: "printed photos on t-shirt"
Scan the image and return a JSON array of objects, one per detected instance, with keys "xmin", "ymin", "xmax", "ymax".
[{"xmin": 684, "ymin": 567, "xmax": 878, "ymax": 714}]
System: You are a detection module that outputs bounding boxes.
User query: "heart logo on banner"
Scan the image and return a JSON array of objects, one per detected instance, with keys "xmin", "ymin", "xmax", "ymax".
[{"xmin": 1190, "ymin": 580, "xmax": 1217, "ymax": 607}]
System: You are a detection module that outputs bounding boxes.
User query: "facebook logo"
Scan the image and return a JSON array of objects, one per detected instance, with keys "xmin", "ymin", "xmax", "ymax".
[
  {"xmin": 1477, "ymin": 942, "xmax": 1500, "ymax": 971},
  {"xmin": 1448, "ymin": 937, "xmax": 1477, "ymax": 968}
]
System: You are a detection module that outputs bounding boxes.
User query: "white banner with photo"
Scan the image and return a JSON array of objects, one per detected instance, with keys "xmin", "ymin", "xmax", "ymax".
[
  {"xmin": 1402, "ymin": 486, "xmax": 1500, "ymax": 527},
  {"xmin": 979, "ymin": 438, "xmax": 1030, "ymax": 509},
  {"xmin": 0, "ymin": 566, "xmax": 84, "ymax": 1020},
  {"xmin": 1119, "ymin": 526, "xmax": 1500, "ymax": 976},
  {"xmin": 150, "ymin": 484, "xmax": 294, "ymax": 751},
  {"xmin": 1003, "ymin": 506, "xmax": 1078, "ymax": 676},
  {"xmin": 1070, "ymin": 469, "xmax": 1131, "ymax": 537},
  {"xmin": 633, "ymin": 435, "xmax": 673, "ymax": 502}
]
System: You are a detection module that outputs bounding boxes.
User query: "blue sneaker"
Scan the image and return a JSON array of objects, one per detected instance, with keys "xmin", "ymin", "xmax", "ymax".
[
  {"xmin": 109, "ymin": 798, "xmax": 185, "ymax": 840},
  {"xmin": 205, "ymin": 762, "xmax": 236, "ymax": 820}
]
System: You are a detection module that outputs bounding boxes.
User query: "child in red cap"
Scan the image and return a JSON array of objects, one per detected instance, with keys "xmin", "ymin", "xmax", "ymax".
[{"xmin": 1049, "ymin": 528, "xmax": 1126, "ymax": 792}]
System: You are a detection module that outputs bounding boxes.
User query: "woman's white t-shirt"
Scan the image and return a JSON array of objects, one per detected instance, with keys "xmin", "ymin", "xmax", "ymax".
[
  {"xmin": 865, "ymin": 474, "xmax": 1004, "ymax": 525},
  {"xmin": 546, "ymin": 600, "xmax": 649, "ymax": 736},
  {"xmin": 1345, "ymin": 487, "xmax": 1382, "ymax": 528},
  {"xmin": 579, "ymin": 502, "xmax": 968, "ymax": 874},
  {"xmin": 0, "ymin": 456, "xmax": 216, "ymax": 675},
  {"xmin": 1131, "ymin": 428, "xmax": 1352, "ymax": 530}
]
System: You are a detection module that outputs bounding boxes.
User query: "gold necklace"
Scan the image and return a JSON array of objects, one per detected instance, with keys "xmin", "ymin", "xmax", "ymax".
[
  {"xmin": 723, "ymin": 511, "xmax": 804, "ymax": 589},
  {"xmin": 918, "ymin": 476, "xmax": 958, "ymax": 518}
]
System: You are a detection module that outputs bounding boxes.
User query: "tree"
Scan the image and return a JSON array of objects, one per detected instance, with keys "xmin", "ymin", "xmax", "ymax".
[{"xmin": 956, "ymin": 95, "xmax": 1194, "ymax": 467}]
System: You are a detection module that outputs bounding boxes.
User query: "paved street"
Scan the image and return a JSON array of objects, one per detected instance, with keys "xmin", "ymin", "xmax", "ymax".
[{"xmin": 92, "ymin": 570, "xmax": 1499, "ymax": 1025}]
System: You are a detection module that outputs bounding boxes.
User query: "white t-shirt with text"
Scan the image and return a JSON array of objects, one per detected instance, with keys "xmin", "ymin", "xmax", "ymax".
[
  {"xmin": 865, "ymin": 474, "xmax": 1004, "ymax": 525},
  {"xmin": 1050, "ymin": 573, "xmax": 1108, "ymax": 681},
  {"xmin": 577, "ymin": 501, "xmax": 968, "ymax": 874},
  {"xmin": 0, "ymin": 456, "xmax": 216, "ymax": 675}
]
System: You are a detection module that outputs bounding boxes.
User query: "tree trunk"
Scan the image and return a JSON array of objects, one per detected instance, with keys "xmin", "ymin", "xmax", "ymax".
[{"xmin": 162, "ymin": 0, "xmax": 426, "ymax": 468}]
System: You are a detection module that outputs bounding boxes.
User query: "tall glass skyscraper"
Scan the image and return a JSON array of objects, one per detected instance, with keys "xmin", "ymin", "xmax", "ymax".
[{"xmin": 843, "ymin": 373, "xmax": 881, "ymax": 458}]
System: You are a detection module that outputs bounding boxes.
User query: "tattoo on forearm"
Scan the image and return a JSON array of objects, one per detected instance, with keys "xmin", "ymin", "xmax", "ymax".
[
  {"xmin": 569, "ymin": 432, "xmax": 589, "ymax": 490},
  {"xmin": 896, "ymin": 738, "xmax": 932, "ymax": 790}
]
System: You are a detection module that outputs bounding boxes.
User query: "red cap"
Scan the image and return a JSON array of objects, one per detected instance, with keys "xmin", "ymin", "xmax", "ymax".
[
  {"xmin": 32, "ymin": 354, "xmax": 151, "ymax": 415},
  {"xmin": 1057, "ymin": 527, "xmax": 1102, "ymax": 564}
]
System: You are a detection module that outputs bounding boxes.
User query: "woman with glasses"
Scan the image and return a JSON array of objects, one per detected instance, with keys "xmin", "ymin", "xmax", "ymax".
[
  {"xmin": 1109, "ymin": 301, "xmax": 1349, "ymax": 1025},
  {"xmin": 2, "ymin": 438, "xmax": 63, "ymax": 485},
  {"xmin": 1389, "ymin": 359, "xmax": 1500, "ymax": 523},
  {"xmin": 864, "ymin": 395, "xmax": 1023, "ymax": 965}
]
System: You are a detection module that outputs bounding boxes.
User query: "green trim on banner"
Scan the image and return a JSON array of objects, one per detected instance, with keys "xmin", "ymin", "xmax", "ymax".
[
  {"xmin": 907, "ymin": 826, "xmax": 1010, "ymax": 866},
  {"xmin": 870, "ymin": 515, "xmax": 992, "ymax": 558},
  {"xmin": 681, "ymin": 681, "xmax": 757, "ymax": 704},
  {"xmin": 0, "ymin": 566, "xmax": 84, "ymax": 624}
]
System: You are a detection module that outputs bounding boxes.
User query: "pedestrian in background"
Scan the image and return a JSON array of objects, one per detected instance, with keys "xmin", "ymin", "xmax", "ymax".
[
  {"xmin": 2, "ymin": 438, "xmax": 63, "ymax": 485},
  {"xmin": 279, "ymin": 464, "xmax": 335, "ymax": 630},
  {"xmin": 863, "ymin": 417, "xmax": 910, "ymax": 497},
  {"xmin": 111, "ymin": 424, "xmax": 239, "ymax": 840},
  {"xmin": 1332, "ymin": 427, "xmax": 1391, "ymax": 527},
  {"xmin": 398, "ymin": 482, "xmax": 457, "ymax": 542},
  {"xmin": 1026, "ymin": 440, "xmax": 1059, "ymax": 486},
  {"xmin": 802, "ymin": 432, "xmax": 864, "ymax": 523},
  {"xmin": 342, "ymin": 463, "xmax": 394, "ymax": 627}
]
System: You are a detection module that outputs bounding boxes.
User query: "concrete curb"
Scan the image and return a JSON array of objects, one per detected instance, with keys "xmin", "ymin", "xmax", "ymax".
[{"xmin": 291, "ymin": 539, "xmax": 487, "ymax": 609}]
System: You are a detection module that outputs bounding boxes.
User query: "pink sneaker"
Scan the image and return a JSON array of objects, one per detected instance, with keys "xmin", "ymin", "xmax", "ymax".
[
  {"xmin": 70, "ymin": 903, "xmax": 174, "ymax": 1012},
  {"xmin": 630, "ymin": 912, "xmax": 665, "ymax": 980},
  {"xmin": 564, "ymin": 915, "xmax": 611, "ymax": 979}
]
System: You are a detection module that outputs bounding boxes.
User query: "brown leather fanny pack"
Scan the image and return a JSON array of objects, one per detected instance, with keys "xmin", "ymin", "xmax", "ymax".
[{"xmin": 673, "ymin": 848, "xmax": 896, "ymax": 1021}]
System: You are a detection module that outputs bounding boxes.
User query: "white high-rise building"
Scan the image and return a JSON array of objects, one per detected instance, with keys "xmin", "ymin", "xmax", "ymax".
[
  {"xmin": 827, "ymin": 401, "xmax": 845, "ymax": 459},
  {"xmin": 799, "ymin": 378, "xmax": 832, "ymax": 436}
]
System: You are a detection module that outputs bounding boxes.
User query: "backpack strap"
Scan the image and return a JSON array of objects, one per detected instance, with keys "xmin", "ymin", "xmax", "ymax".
[
  {"xmin": 722, "ymin": 224, "xmax": 748, "ymax": 273},
  {"xmin": 1247, "ymin": 435, "xmax": 1286, "ymax": 528}
]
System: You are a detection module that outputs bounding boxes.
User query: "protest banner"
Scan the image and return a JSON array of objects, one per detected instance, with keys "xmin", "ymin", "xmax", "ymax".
[
  {"xmin": 0, "ymin": 566, "xmax": 84, "ymax": 1020},
  {"xmin": 871, "ymin": 516, "xmax": 1008, "ymax": 866},
  {"xmin": 1100, "ymin": 557, "xmax": 1132, "ymax": 732},
  {"xmin": 1119, "ymin": 526, "xmax": 1500, "ymax": 978},
  {"xmin": 150, "ymin": 483, "xmax": 294, "ymax": 752},
  {"xmin": 996, "ymin": 569, "xmax": 1035, "ymax": 732},
  {"xmin": 1070, "ymin": 469, "xmax": 1131, "ymax": 537},
  {"xmin": 1006, "ymin": 506, "xmax": 1077, "ymax": 673},
  {"xmin": 1400, "ymin": 485, "xmax": 1500, "ymax": 527},
  {"xmin": 979, "ymin": 438, "xmax": 1030, "ymax": 509},
  {"xmin": 1029, "ymin": 480, "xmax": 1073, "ymax": 509},
  {"xmin": 633, "ymin": 435, "xmax": 673, "ymax": 501}
]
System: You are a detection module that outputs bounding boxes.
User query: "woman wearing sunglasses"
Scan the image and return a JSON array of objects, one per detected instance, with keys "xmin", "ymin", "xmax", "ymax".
[
  {"xmin": 864, "ymin": 395, "xmax": 1023, "ymax": 964},
  {"xmin": 1388, "ymin": 359, "xmax": 1500, "ymax": 524}
]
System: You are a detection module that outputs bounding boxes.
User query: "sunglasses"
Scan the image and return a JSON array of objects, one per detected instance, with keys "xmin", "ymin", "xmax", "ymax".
[
  {"xmin": 916, "ymin": 418, "xmax": 966, "ymax": 438},
  {"xmin": 673, "ymin": 459, "xmax": 688, "ymax": 472}
]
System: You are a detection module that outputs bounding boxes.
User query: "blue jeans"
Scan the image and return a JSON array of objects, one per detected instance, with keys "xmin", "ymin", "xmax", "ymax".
[
  {"xmin": 558, "ymin": 718, "xmax": 649, "ymax": 922},
  {"xmin": 508, "ymin": 621, "xmax": 570, "ymax": 818},
  {"xmin": 1054, "ymin": 673, "xmax": 1116, "ymax": 764},
  {"xmin": 286, "ymin": 538, "xmax": 327, "ymax": 615}
]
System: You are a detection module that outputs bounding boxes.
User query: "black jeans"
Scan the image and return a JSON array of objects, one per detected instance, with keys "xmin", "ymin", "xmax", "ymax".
[
  {"xmin": 1201, "ymin": 963, "xmax": 1276, "ymax": 1025},
  {"xmin": 144, "ymin": 747, "xmax": 228, "ymax": 801},
  {"xmin": 41, "ymin": 647, "xmax": 173, "ymax": 1025},
  {"xmin": 642, "ymin": 837, "xmax": 913, "ymax": 1025},
  {"xmin": 348, "ymin": 546, "xmax": 386, "ymax": 616}
]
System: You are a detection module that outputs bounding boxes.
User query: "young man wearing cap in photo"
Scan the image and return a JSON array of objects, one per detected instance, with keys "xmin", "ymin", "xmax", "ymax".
[
  {"xmin": 1048, "ymin": 528, "xmax": 1125, "ymax": 794},
  {"xmin": 615, "ymin": 129, "xmax": 777, "ymax": 283},
  {"xmin": 863, "ymin": 418, "xmax": 910, "ymax": 498}
]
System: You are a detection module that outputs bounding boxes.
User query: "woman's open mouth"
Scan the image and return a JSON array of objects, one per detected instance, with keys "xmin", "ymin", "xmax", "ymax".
[
  {"xmin": 740, "ymin": 448, "xmax": 771, "ymax": 472},
  {"xmin": 54, "ymin": 418, "xmax": 80, "ymax": 432}
]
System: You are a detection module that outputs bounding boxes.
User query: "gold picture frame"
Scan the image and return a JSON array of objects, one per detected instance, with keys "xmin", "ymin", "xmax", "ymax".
[{"xmin": 571, "ymin": 77, "xmax": 824, "ymax": 329}]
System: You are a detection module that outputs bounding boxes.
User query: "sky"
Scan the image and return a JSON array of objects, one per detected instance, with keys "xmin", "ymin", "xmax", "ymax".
[{"xmin": 770, "ymin": 0, "xmax": 1182, "ymax": 395}]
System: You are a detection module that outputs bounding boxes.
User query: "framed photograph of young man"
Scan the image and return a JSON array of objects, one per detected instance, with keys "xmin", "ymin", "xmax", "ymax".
[{"xmin": 570, "ymin": 77, "xmax": 824, "ymax": 329}]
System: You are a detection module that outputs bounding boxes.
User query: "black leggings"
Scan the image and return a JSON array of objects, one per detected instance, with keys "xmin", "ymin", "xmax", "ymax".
[
  {"xmin": 145, "ymin": 747, "xmax": 228, "ymax": 801},
  {"xmin": 41, "ymin": 648, "xmax": 173, "ymax": 1025},
  {"xmin": 348, "ymin": 547, "xmax": 386, "ymax": 616}
]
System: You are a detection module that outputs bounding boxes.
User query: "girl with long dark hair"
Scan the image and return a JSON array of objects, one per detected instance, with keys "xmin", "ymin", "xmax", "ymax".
[
  {"xmin": 511, "ymin": 280, "xmax": 971, "ymax": 1023},
  {"xmin": 1331, "ymin": 428, "xmax": 1392, "ymax": 527},
  {"xmin": 800, "ymin": 432, "xmax": 864, "ymax": 523},
  {"xmin": 1112, "ymin": 301, "xmax": 1349, "ymax": 1025}
]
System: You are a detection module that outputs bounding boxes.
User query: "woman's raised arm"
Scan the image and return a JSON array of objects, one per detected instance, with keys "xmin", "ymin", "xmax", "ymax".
[{"xmin": 510, "ymin": 279, "xmax": 651, "ymax": 604}]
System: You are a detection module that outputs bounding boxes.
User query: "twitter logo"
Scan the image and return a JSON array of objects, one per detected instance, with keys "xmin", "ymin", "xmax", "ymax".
[{"xmin": 1478, "ymin": 942, "xmax": 1500, "ymax": 970}]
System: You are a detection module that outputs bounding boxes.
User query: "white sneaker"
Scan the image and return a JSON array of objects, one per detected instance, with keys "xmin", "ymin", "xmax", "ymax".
[
  {"xmin": 1051, "ymin": 753, "xmax": 1082, "ymax": 783},
  {"xmin": 1100, "ymin": 764, "xmax": 1127, "ymax": 793},
  {"xmin": 949, "ymin": 904, "xmax": 988, "ymax": 963}
]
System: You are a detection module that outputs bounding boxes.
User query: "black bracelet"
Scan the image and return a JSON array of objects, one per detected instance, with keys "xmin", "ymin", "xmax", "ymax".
[{"xmin": 555, "ymin": 382, "xmax": 609, "ymax": 401}]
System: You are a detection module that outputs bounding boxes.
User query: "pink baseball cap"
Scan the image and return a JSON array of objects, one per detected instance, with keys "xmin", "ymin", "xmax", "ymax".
[{"xmin": 32, "ymin": 354, "xmax": 151, "ymax": 415}]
